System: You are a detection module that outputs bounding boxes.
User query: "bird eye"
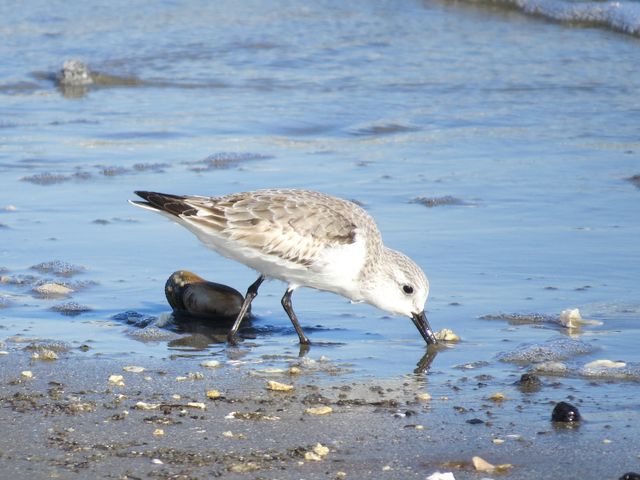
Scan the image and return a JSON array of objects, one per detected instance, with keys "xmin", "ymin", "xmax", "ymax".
[{"xmin": 402, "ymin": 285, "xmax": 414, "ymax": 295}]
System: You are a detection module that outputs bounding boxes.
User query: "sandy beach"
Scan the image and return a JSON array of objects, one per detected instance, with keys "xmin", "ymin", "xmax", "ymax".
[{"xmin": 1, "ymin": 343, "xmax": 639, "ymax": 480}]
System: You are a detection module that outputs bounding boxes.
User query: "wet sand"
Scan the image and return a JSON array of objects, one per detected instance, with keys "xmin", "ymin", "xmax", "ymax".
[{"xmin": 1, "ymin": 347, "xmax": 638, "ymax": 480}]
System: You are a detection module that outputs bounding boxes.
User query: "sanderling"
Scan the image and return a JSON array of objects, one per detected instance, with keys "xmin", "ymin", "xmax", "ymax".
[{"xmin": 131, "ymin": 189, "xmax": 437, "ymax": 345}]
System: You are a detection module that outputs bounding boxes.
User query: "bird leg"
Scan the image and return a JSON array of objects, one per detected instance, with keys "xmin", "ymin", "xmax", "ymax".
[
  {"xmin": 281, "ymin": 288, "xmax": 311, "ymax": 345},
  {"xmin": 227, "ymin": 275, "xmax": 265, "ymax": 345}
]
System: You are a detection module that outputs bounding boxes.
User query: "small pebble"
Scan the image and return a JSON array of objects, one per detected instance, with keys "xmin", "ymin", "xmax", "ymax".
[
  {"xmin": 151, "ymin": 458, "xmax": 163, "ymax": 465},
  {"xmin": 492, "ymin": 438, "xmax": 505, "ymax": 445},
  {"xmin": 551, "ymin": 401, "xmax": 581, "ymax": 423},
  {"xmin": 416, "ymin": 392, "xmax": 432, "ymax": 402},
  {"xmin": 200, "ymin": 360, "xmax": 221, "ymax": 368},
  {"xmin": 515, "ymin": 373, "xmax": 542, "ymax": 391},
  {"xmin": 187, "ymin": 402, "xmax": 206, "ymax": 410},
  {"xmin": 108, "ymin": 374, "xmax": 125, "ymax": 387},
  {"xmin": 488, "ymin": 392, "xmax": 506, "ymax": 402},
  {"xmin": 266, "ymin": 380, "xmax": 294, "ymax": 392},
  {"xmin": 153, "ymin": 428, "xmax": 164, "ymax": 436},
  {"xmin": 123, "ymin": 366, "xmax": 145, "ymax": 373},
  {"xmin": 206, "ymin": 389, "xmax": 222, "ymax": 399},
  {"xmin": 434, "ymin": 328, "xmax": 460, "ymax": 342},
  {"xmin": 21, "ymin": 370, "xmax": 33, "ymax": 379}
]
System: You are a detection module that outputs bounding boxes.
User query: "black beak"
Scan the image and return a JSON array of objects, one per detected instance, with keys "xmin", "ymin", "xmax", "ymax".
[{"xmin": 411, "ymin": 311, "xmax": 437, "ymax": 345}]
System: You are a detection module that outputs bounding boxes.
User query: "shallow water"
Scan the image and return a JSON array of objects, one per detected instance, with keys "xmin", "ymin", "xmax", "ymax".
[{"xmin": 1, "ymin": 0, "xmax": 639, "ymax": 426}]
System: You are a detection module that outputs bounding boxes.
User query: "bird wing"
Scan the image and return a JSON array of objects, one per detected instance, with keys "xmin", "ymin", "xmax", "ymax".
[{"xmin": 135, "ymin": 189, "xmax": 376, "ymax": 269}]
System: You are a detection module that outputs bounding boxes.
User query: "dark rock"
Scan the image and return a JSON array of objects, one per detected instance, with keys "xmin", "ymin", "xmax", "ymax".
[
  {"xmin": 551, "ymin": 401, "xmax": 581, "ymax": 423},
  {"xmin": 515, "ymin": 373, "xmax": 542, "ymax": 392},
  {"xmin": 466, "ymin": 418, "xmax": 484, "ymax": 425},
  {"xmin": 620, "ymin": 473, "xmax": 640, "ymax": 480}
]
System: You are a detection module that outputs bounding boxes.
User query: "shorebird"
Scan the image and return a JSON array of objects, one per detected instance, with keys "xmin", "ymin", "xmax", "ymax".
[{"xmin": 131, "ymin": 189, "xmax": 437, "ymax": 345}]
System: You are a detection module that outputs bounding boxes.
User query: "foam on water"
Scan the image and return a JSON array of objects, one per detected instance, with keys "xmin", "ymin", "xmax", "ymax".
[
  {"xmin": 461, "ymin": 0, "xmax": 640, "ymax": 36},
  {"xmin": 497, "ymin": 337, "xmax": 596, "ymax": 364}
]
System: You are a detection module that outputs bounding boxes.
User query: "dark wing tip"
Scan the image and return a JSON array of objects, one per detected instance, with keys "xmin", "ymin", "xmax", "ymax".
[{"xmin": 133, "ymin": 191, "xmax": 197, "ymax": 217}]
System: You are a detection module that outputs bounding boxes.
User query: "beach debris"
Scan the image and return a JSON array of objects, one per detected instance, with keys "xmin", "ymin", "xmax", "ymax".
[
  {"xmin": 165, "ymin": 270, "xmax": 246, "ymax": 319},
  {"xmin": 266, "ymin": 380, "xmax": 294, "ymax": 392},
  {"xmin": 21, "ymin": 370, "xmax": 33, "ymax": 379},
  {"xmin": 108, "ymin": 374, "xmax": 125, "ymax": 387},
  {"xmin": 514, "ymin": 373, "xmax": 542, "ymax": 392},
  {"xmin": 416, "ymin": 392, "xmax": 432, "ymax": 402},
  {"xmin": 200, "ymin": 359, "xmax": 221, "ymax": 368},
  {"xmin": 134, "ymin": 402, "xmax": 160, "ymax": 410},
  {"xmin": 153, "ymin": 428, "xmax": 164, "ymax": 436},
  {"xmin": 187, "ymin": 402, "xmax": 206, "ymax": 410},
  {"xmin": 531, "ymin": 361, "xmax": 568, "ymax": 375},
  {"xmin": 32, "ymin": 282, "xmax": 74, "ymax": 297},
  {"xmin": 488, "ymin": 392, "xmax": 507, "ymax": 402},
  {"xmin": 226, "ymin": 411, "xmax": 280, "ymax": 421},
  {"xmin": 31, "ymin": 348, "xmax": 58, "ymax": 361},
  {"xmin": 304, "ymin": 443, "xmax": 329, "ymax": 461},
  {"xmin": 559, "ymin": 308, "xmax": 603, "ymax": 328},
  {"xmin": 206, "ymin": 389, "xmax": 222, "ymax": 399},
  {"xmin": 472, "ymin": 455, "xmax": 512, "ymax": 473},
  {"xmin": 176, "ymin": 372, "xmax": 204, "ymax": 381},
  {"xmin": 427, "ymin": 472, "xmax": 456, "ymax": 480},
  {"xmin": 584, "ymin": 359, "xmax": 626, "ymax": 369},
  {"xmin": 151, "ymin": 458, "xmax": 164, "ymax": 465},
  {"xmin": 305, "ymin": 406, "xmax": 333, "ymax": 415},
  {"xmin": 434, "ymin": 328, "xmax": 460, "ymax": 342},
  {"xmin": 551, "ymin": 401, "xmax": 581, "ymax": 423},
  {"xmin": 123, "ymin": 365, "xmax": 145, "ymax": 373},
  {"xmin": 58, "ymin": 59, "xmax": 93, "ymax": 86},
  {"xmin": 493, "ymin": 438, "xmax": 505, "ymax": 445}
]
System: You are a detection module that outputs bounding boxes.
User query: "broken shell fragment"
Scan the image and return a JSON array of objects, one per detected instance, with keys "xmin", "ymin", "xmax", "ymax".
[
  {"xmin": 266, "ymin": 380, "xmax": 294, "ymax": 392},
  {"xmin": 134, "ymin": 401, "xmax": 160, "ymax": 410},
  {"xmin": 305, "ymin": 443, "xmax": 329, "ymax": 461},
  {"xmin": 434, "ymin": 328, "xmax": 460, "ymax": 342},
  {"xmin": 123, "ymin": 365, "xmax": 145, "ymax": 373},
  {"xmin": 305, "ymin": 406, "xmax": 333, "ymax": 415},
  {"xmin": 200, "ymin": 360, "xmax": 221, "ymax": 368},
  {"xmin": 472, "ymin": 456, "xmax": 512, "ymax": 473},
  {"xmin": 584, "ymin": 359, "xmax": 626, "ymax": 369},
  {"xmin": 108, "ymin": 374, "xmax": 125, "ymax": 387},
  {"xmin": 165, "ymin": 270, "xmax": 247, "ymax": 319},
  {"xmin": 206, "ymin": 389, "xmax": 222, "ymax": 399}
]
